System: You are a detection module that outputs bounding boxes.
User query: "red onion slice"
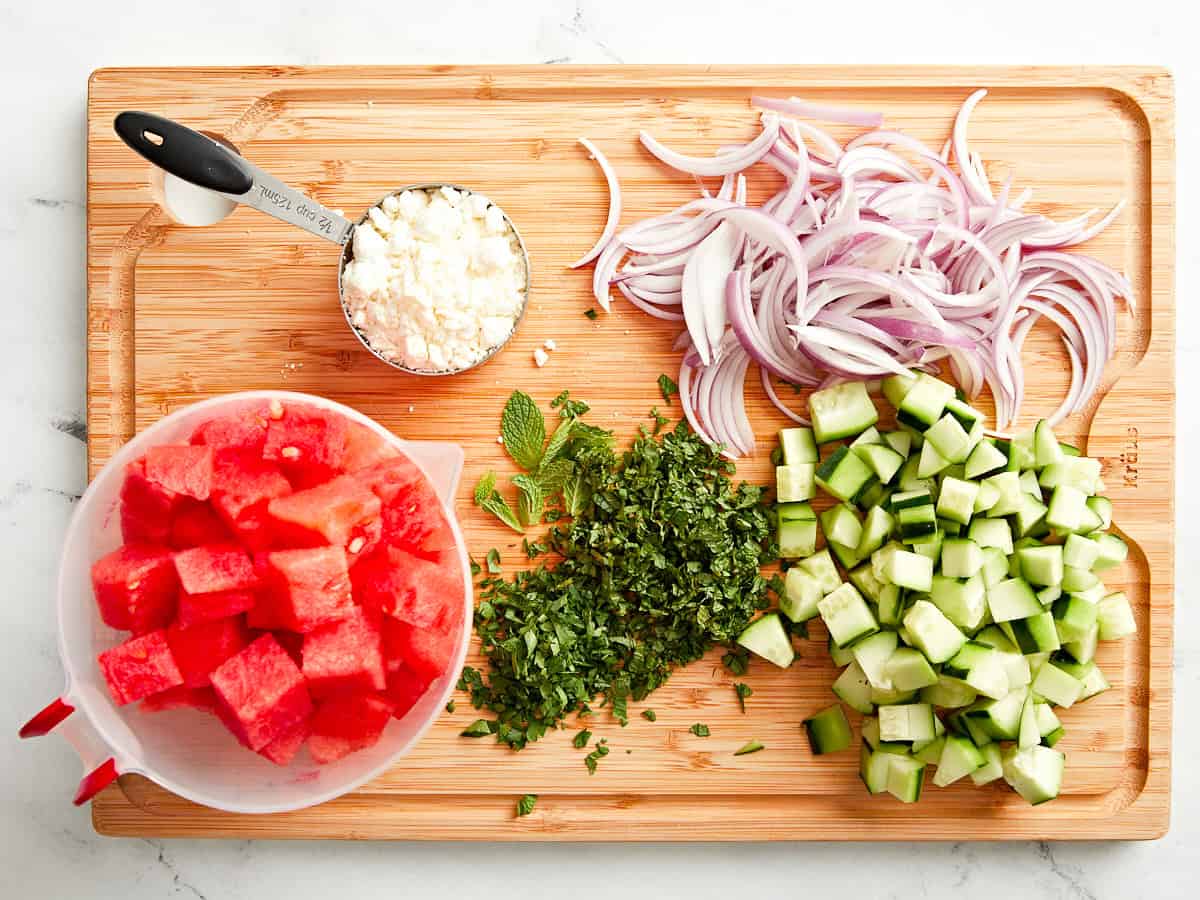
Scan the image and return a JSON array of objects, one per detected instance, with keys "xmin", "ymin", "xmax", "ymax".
[
  {"xmin": 570, "ymin": 138, "xmax": 622, "ymax": 269},
  {"xmin": 640, "ymin": 113, "xmax": 781, "ymax": 177},
  {"xmin": 752, "ymin": 95, "xmax": 884, "ymax": 128}
]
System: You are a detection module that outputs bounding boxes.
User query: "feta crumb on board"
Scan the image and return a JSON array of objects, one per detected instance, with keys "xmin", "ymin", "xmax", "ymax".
[
  {"xmin": 544, "ymin": 339, "xmax": 557, "ymax": 351},
  {"xmin": 340, "ymin": 187, "xmax": 527, "ymax": 373},
  {"xmin": 533, "ymin": 348, "xmax": 550, "ymax": 368}
]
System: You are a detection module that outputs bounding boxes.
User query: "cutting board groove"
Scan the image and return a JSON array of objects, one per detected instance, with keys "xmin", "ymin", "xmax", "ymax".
[{"xmin": 85, "ymin": 66, "xmax": 1173, "ymax": 840}]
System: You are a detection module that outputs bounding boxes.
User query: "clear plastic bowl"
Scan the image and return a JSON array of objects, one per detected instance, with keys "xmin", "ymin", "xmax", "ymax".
[{"xmin": 19, "ymin": 391, "xmax": 471, "ymax": 813}]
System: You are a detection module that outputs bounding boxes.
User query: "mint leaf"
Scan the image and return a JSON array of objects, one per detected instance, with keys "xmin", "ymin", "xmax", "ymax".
[
  {"xmin": 584, "ymin": 308, "xmax": 599, "ymax": 320},
  {"xmin": 534, "ymin": 457, "xmax": 574, "ymax": 494},
  {"xmin": 735, "ymin": 682, "xmax": 752, "ymax": 713},
  {"xmin": 722, "ymin": 648, "xmax": 749, "ymax": 676},
  {"xmin": 540, "ymin": 416, "xmax": 575, "ymax": 467},
  {"xmin": 562, "ymin": 472, "xmax": 592, "ymax": 518},
  {"xmin": 658, "ymin": 373, "xmax": 679, "ymax": 404},
  {"xmin": 480, "ymin": 493, "xmax": 523, "ymax": 533},
  {"xmin": 689, "ymin": 723, "xmax": 710, "ymax": 737},
  {"xmin": 501, "ymin": 391, "xmax": 546, "ymax": 471},
  {"xmin": 584, "ymin": 740, "xmax": 610, "ymax": 774},
  {"xmin": 474, "ymin": 471, "xmax": 497, "ymax": 505},
  {"xmin": 573, "ymin": 729, "xmax": 592, "ymax": 749},
  {"xmin": 512, "ymin": 474, "xmax": 544, "ymax": 527},
  {"xmin": 486, "ymin": 548, "xmax": 502, "ymax": 574},
  {"xmin": 641, "ymin": 709, "xmax": 657, "ymax": 722},
  {"xmin": 734, "ymin": 740, "xmax": 764, "ymax": 756},
  {"xmin": 516, "ymin": 794, "xmax": 538, "ymax": 817},
  {"xmin": 461, "ymin": 719, "xmax": 495, "ymax": 738},
  {"xmin": 550, "ymin": 390, "xmax": 590, "ymax": 420}
]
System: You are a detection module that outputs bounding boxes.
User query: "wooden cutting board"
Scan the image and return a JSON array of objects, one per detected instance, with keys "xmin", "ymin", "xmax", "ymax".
[{"xmin": 85, "ymin": 66, "xmax": 1174, "ymax": 840}]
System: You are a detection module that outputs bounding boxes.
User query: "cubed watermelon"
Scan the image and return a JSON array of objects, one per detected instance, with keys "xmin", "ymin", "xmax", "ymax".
[
  {"xmin": 173, "ymin": 545, "xmax": 258, "ymax": 595},
  {"xmin": 176, "ymin": 589, "xmax": 256, "ymax": 628},
  {"xmin": 307, "ymin": 693, "xmax": 393, "ymax": 765},
  {"xmin": 210, "ymin": 451, "xmax": 292, "ymax": 550},
  {"xmin": 169, "ymin": 499, "xmax": 233, "ymax": 550},
  {"xmin": 354, "ymin": 546, "xmax": 462, "ymax": 629},
  {"xmin": 209, "ymin": 634, "xmax": 313, "ymax": 752},
  {"xmin": 98, "ymin": 630, "xmax": 184, "ymax": 706},
  {"xmin": 166, "ymin": 618, "xmax": 249, "ymax": 687},
  {"xmin": 260, "ymin": 546, "xmax": 354, "ymax": 632},
  {"xmin": 341, "ymin": 421, "xmax": 400, "ymax": 472},
  {"xmin": 270, "ymin": 628, "xmax": 305, "ymax": 666},
  {"xmin": 263, "ymin": 405, "xmax": 348, "ymax": 486},
  {"xmin": 382, "ymin": 610, "xmax": 463, "ymax": 684},
  {"xmin": 301, "ymin": 607, "xmax": 386, "ymax": 699},
  {"xmin": 267, "ymin": 475, "xmax": 382, "ymax": 557},
  {"xmin": 258, "ymin": 717, "xmax": 310, "ymax": 766},
  {"xmin": 91, "ymin": 544, "xmax": 179, "ymax": 633},
  {"xmin": 355, "ymin": 457, "xmax": 455, "ymax": 555},
  {"xmin": 384, "ymin": 665, "xmax": 430, "ymax": 720},
  {"xmin": 140, "ymin": 685, "xmax": 218, "ymax": 714},
  {"xmin": 190, "ymin": 405, "xmax": 270, "ymax": 454},
  {"xmin": 144, "ymin": 444, "xmax": 214, "ymax": 500},
  {"xmin": 120, "ymin": 459, "xmax": 180, "ymax": 545}
]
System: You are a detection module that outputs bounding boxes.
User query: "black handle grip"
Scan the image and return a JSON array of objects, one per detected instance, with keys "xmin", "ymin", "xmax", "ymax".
[{"xmin": 113, "ymin": 111, "xmax": 254, "ymax": 196}]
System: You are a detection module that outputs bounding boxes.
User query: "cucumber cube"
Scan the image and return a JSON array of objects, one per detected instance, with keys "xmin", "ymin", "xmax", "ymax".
[
  {"xmin": 1031, "ymin": 662, "xmax": 1083, "ymax": 708},
  {"xmin": 854, "ymin": 443, "xmax": 906, "ymax": 485},
  {"xmin": 883, "ymin": 549, "xmax": 934, "ymax": 592},
  {"xmin": 1002, "ymin": 745, "xmax": 1065, "ymax": 805},
  {"xmin": 815, "ymin": 446, "xmax": 877, "ymax": 503},
  {"xmin": 852, "ymin": 630, "xmax": 900, "ymax": 690},
  {"xmin": 936, "ymin": 476, "xmax": 979, "ymax": 526},
  {"xmin": 882, "ymin": 371, "xmax": 917, "ymax": 409},
  {"xmin": 809, "ymin": 382, "xmax": 879, "ymax": 444},
  {"xmin": 1097, "ymin": 591, "xmax": 1136, "ymax": 640},
  {"xmin": 898, "ymin": 373, "xmax": 955, "ymax": 428},
  {"xmin": 885, "ymin": 754, "xmax": 927, "ymax": 803},
  {"xmin": 984, "ymin": 471, "xmax": 1024, "ymax": 517},
  {"xmin": 1033, "ymin": 420, "xmax": 1064, "ymax": 468},
  {"xmin": 799, "ymin": 549, "xmax": 842, "ymax": 596},
  {"xmin": 776, "ymin": 464, "xmax": 816, "ymax": 502},
  {"xmin": 779, "ymin": 515, "xmax": 818, "ymax": 558},
  {"xmin": 1091, "ymin": 533, "xmax": 1128, "ymax": 571},
  {"xmin": 1052, "ymin": 595, "xmax": 1098, "ymax": 643},
  {"xmin": 965, "ymin": 440, "xmax": 1007, "ymax": 480},
  {"xmin": 933, "ymin": 734, "xmax": 986, "ymax": 787},
  {"xmin": 1039, "ymin": 457, "xmax": 1101, "ymax": 494},
  {"xmin": 973, "ymin": 479, "xmax": 1001, "ymax": 513},
  {"xmin": 1012, "ymin": 494, "xmax": 1049, "ymax": 537},
  {"xmin": 860, "ymin": 743, "xmax": 892, "ymax": 794},
  {"xmin": 879, "ymin": 703, "xmax": 936, "ymax": 743},
  {"xmin": 969, "ymin": 517, "xmax": 1014, "ymax": 555},
  {"xmin": 940, "ymin": 538, "xmax": 983, "ymax": 578},
  {"xmin": 1002, "ymin": 611, "xmax": 1061, "ymax": 654},
  {"xmin": 882, "ymin": 430, "xmax": 912, "ymax": 457},
  {"xmin": 1046, "ymin": 484, "xmax": 1088, "ymax": 532},
  {"xmin": 1061, "ymin": 565, "xmax": 1099, "ymax": 593},
  {"xmin": 832, "ymin": 661, "xmax": 875, "ymax": 714},
  {"xmin": 1062, "ymin": 623, "xmax": 1099, "ymax": 665},
  {"xmin": 979, "ymin": 546, "xmax": 1010, "ymax": 587},
  {"xmin": 819, "ymin": 583, "xmax": 879, "ymax": 649},
  {"xmin": 903, "ymin": 599, "xmax": 967, "ymax": 663},
  {"xmin": 925, "ymin": 414, "xmax": 972, "ymax": 463},
  {"xmin": 856, "ymin": 505, "xmax": 895, "ymax": 557},
  {"xmin": 779, "ymin": 427, "xmax": 818, "ymax": 465},
  {"xmin": 1063, "ymin": 533, "xmax": 1102, "ymax": 570},
  {"xmin": 1018, "ymin": 695, "xmax": 1040, "ymax": 749},
  {"xmin": 803, "ymin": 704, "xmax": 853, "ymax": 754},
  {"xmin": 913, "ymin": 734, "xmax": 947, "ymax": 765},
  {"xmin": 736, "ymin": 613, "xmax": 795, "ymax": 668},
  {"xmin": 986, "ymin": 577, "xmax": 1042, "ymax": 622},
  {"xmin": 781, "ymin": 567, "xmax": 823, "ymax": 623},
  {"xmin": 969, "ymin": 742, "xmax": 1004, "ymax": 785},
  {"xmin": 917, "ymin": 439, "xmax": 951, "ymax": 478},
  {"xmin": 876, "ymin": 584, "xmax": 906, "ymax": 626},
  {"xmin": 885, "ymin": 647, "xmax": 939, "ymax": 691},
  {"xmin": 820, "ymin": 503, "xmax": 863, "ymax": 549},
  {"xmin": 929, "ymin": 574, "xmax": 986, "ymax": 632},
  {"xmin": 1017, "ymin": 544, "xmax": 1064, "ymax": 587},
  {"xmin": 1086, "ymin": 496, "xmax": 1113, "ymax": 531},
  {"xmin": 920, "ymin": 675, "xmax": 978, "ymax": 709}
]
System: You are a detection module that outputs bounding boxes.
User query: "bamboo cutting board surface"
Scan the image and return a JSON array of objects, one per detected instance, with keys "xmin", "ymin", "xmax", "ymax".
[{"xmin": 85, "ymin": 66, "xmax": 1174, "ymax": 840}]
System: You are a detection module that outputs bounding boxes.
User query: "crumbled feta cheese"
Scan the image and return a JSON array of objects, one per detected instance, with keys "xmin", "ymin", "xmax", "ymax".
[
  {"xmin": 341, "ymin": 186, "xmax": 526, "ymax": 373},
  {"xmin": 533, "ymin": 348, "xmax": 549, "ymax": 368},
  {"xmin": 496, "ymin": 435, "xmax": 505, "ymax": 444},
  {"xmin": 544, "ymin": 339, "xmax": 557, "ymax": 351}
]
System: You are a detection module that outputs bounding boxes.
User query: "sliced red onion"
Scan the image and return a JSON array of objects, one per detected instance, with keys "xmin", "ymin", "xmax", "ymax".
[
  {"xmin": 761, "ymin": 366, "xmax": 810, "ymax": 424},
  {"xmin": 640, "ymin": 113, "xmax": 781, "ymax": 177},
  {"xmin": 570, "ymin": 139, "xmax": 622, "ymax": 269},
  {"xmin": 752, "ymin": 95, "xmax": 884, "ymax": 128}
]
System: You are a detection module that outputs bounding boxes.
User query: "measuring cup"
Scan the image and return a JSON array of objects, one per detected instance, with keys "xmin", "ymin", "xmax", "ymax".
[
  {"xmin": 18, "ymin": 391, "xmax": 472, "ymax": 812},
  {"xmin": 113, "ymin": 111, "xmax": 530, "ymax": 375}
]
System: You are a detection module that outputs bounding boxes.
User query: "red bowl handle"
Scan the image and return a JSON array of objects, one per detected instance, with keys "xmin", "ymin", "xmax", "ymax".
[
  {"xmin": 73, "ymin": 758, "xmax": 118, "ymax": 806},
  {"xmin": 19, "ymin": 697, "xmax": 75, "ymax": 738}
]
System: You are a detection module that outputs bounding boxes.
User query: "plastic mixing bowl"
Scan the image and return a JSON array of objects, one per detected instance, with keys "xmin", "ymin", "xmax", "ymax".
[{"xmin": 18, "ymin": 391, "xmax": 472, "ymax": 813}]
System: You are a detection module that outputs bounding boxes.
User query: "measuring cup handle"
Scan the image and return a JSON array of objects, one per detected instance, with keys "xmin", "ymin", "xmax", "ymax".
[
  {"xmin": 19, "ymin": 696, "xmax": 121, "ymax": 806},
  {"xmin": 114, "ymin": 111, "xmax": 254, "ymax": 196}
]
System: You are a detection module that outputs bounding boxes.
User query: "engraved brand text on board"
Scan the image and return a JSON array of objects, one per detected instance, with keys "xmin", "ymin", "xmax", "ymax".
[{"xmin": 1121, "ymin": 426, "xmax": 1139, "ymax": 487}]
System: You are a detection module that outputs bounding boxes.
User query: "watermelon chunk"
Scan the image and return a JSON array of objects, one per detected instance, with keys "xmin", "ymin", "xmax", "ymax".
[
  {"xmin": 263, "ymin": 405, "xmax": 348, "ymax": 486},
  {"xmin": 210, "ymin": 451, "xmax": 292, "ymax": 551},
  {"xmin": 258, "ymin": 717, "xmax": 310, "ymax": 766},
  {"xmin": 140, "ymin": 685, "xmax": 218, "ymax": 714},
  {"xmin": 166, "ymin": 618, "xmax": 249, "ymax": 687},
  {"xmin": 267, "ymin": 475, "xmax": 382, "ymax": 557},
  {"xmin": 98, "ymin": 630, "xmax": 184, "ymax": 706},
  {"xmin": 210, "ymin": 634, "xmax": 313, "ymax": 751},
  {"xmin": 270, "ymin": 628, "xmax": 305, "ymax": 667},
  {"xmin": 190, "ymin": 405, "xmax": 270, "ymax": 454},
  {"xmin": 355, "ymin": 457, "xmax": 455, "ymax": 555},
  {"xmin": 176, "ymin": 589, "xmax": 256, "ymax": 628},
  {"xmin": 354, "ymin": 546, "xmax": 462, "ymax": 629},
  {"xmin": 173, "ymin": 545, "xmax": 258, "ymax": 595},
  {"xmin": 382, "ymin": 609, "xmax": 463, "ymax": 683},
  {"xmin": 169, "ymin": 499, "xmax": 233, "ymax": 550},
  {"xmin": 120, "ymin": 459, "xmax": 180, "ymax": 545},
  {"xmin": 301, "ymin": 607, "xmax": 386, "ymax": 699},
  {"xmin": 144, "ymin": 444, "xmax": 214, "ymax": 500},
  {"xmin": 260, "ymin": 546, "xmax": 355, "ymax": 632},
  {"xmin": 341, "ymin": 421, "xmax": 400, "ymax": 472},
  {"xmin": 307, "ymin": 693, "xmax": 393, "ymax": 765},
  {"xmin": 91, "ymin": 544, "xmax": 178, "ymax": 633},
  {"xmin": 384, "ymin": 665, "xmax": 431, "ymax": 720}
]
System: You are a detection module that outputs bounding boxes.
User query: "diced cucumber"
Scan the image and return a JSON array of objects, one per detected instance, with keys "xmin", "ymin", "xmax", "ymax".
[
  {"xmin": 966, "ymin": 688, "xmax": 1026, "ymax": 741},
  {"xmin": 832, "ymin": 660, "xmax": 875, "ymax": 714},
  {"xmin": 1036, "ymin": 703, "xmax": 1065, "ymax": 747},
  {"xmin": 898, "ymin": 503, "xmax": 938, "ymax": 542},
  {"xmin": 920, "ymin": 675, "xmax": 978, "ymax": 709},
  {"xmin": 781, "ymin": 566, "xmax": 823, "ymax": 623},
  {"xmin": 1097, "ymin": 591, "xmax": 1136, "ymax": 640},
  {"xmin": 1039, "ymin": 456, "xmax": 1101, "ymax": 494},
  {"xmin": 854, "ymin": 443, "xmax": 905, "ymax": 485},
  {"xmin": 809, "ymin": 382, "xmax": 879, "ymax": 444},
  {"xmin": 898, "ymin": 373, "xmax": 955, "ymax": 429},
  {"xmin": 925, "ymin": 414, "xmax": 972, "ymax": 463},
  {"xmin": 897, "ymin": 454, "xmax": 934, "ymax": 491},
  {"xmin": 883, "ymin": 549, "xmax": 934, "ymax": 592},
  {"xmin": 1002, "ymin": 745, "xmax": 1064, "ymax": 805},
  {"xmin": 1002, "ymin": 611, "xmax": 1061, "ymax": 654},
  {"xmin": 882, "ymin": 371, "xmax": 917, "ymax": 409},
  {"xmin": 980, "ymin": 546, "xmax": 1010, "ymax": 587},
  {"xmin": 1086, "ymin": 495, "xmax": 1113, "ymax": 531},
  {"xmin": 1091, "ymin": 533, "xmax": 1128, "ymax": 571},
  {"xmin": 776, "ymin": 464, "xmax": 816, "ymax": 502},
  {"xmin": 778, "ymin": 502, "xmax": 818, "ymax": 558},
  {"xmin": 1062, "ymin": 533, "xmax": 1101, "ymax": 570},
  {"xmin": 736, "ymin": 613, "xmax": 795, "ymax": 668},
  {"xmin": 940, "ymin": 538, "xmax": 983, "ymax": 578},
  {"xmin": 944, "ymin": 640, "xmax": 1010, "ymax": 700},
  {"xmin": 909, "ymin": 530, "xmax": 943, "ymax": 566},
  {"xmin": 1032, "ymin": 419, "xmax": 1064, "ymax": 468},
  {"xmin": 829, "ymin": 637, "xmax": 855, "ymax": 667},
  {"xmin": 986, "ymin": 577, "xmax": 1042, "ymax": 622},
  {"xmin": 876, "ymin": 584, "xmax": 906, "ymax": 626},
  {"xmin": 1017, "ymin": 544, "xmax": 1063, "ymax": 587},
  {"xmin": 855, "ymin": 479, "xmax": 891, "ymax": 511},
  {"xmin": 800, "ymin": 549, "xmax": 842, "ymax": 595},
  {"xmin": 890, "ymin": 488, "xmax": 932, "ymax": 511},
  {"xmin": 879, "ymin": 703, "xmax": 936, "ymax": 743},
  {"xmin": 1003, "ymin": 434, "xmax": 1037, "ymax": 472},
  {"xmin": 983, "ymin": 471, "xmax": 1022, "ymax": 517},
  {"xmin": 820, "ymin": 503, "xmax": 863, "ymax": 549},
  {"xmin": 850, "ymin": 562, "xmax": 887, "ymax": 603},
  {"xmin": 1031, "ymin": 662, "xmax": 1083, "ymax": 708},
  {"xmin": 1011, "ymin": 494, "xmax": 1049, "ymax": 538},
  {"xmin": 1052, "ymin": 595, "xmax": 1099, "ymax": 643},
  {"xmin": 936, "ymin": 476, "xmax": 979, "ymax": 526},
  {"xmin": 903, "ymin": 599, "xmax": 967, "ymax": 663},
  {"xmin": 914, "ymin": 735, "xmax": 947, "ymax": 765},
  {"xmin": 970, "ymin": 742, "xmax": 1004, "ymax": 785},
  {"xmin": 930, "ymin": 574, "xmax": 986, "ymax": 632},
  {"xmin": 1046, "ymin": 484, "xmax": 1088, "ymax": 532},
  {"xmin": 779, "ymin": 427, "xmax": 818, "ymax": 465},
  {"xmin": 1018, "ymin": 694, "xmax": 1040, "ymax": 749},
  {"xmin": 860, "ymin": 743, "xmax": 892, "ymax": 793},
  {"xmin": 871, "ymin": 685, "xmax": 918, "ymax": 706},
  {"xmin": 974, "ymin": 479, "xmax": 1000, "ymax": 513},
  {"xmin": 852, "ymin": 630, "xmax": 900, "ymax": 690},
  {"xmin": 819, "ymin": 583, "xmax": 879, "ymax": 649},
  {"xmin": 937, "ymin": 516, "xmax": 963, "ymax": 538},
  {"xmin": 851, "ymin": 426, "xmax": 882, "ymax": 448},
  {"xmin": 883, "ymin": 429, "xmax": 912, "ymax": 457},
  {"xmin": 964, "ymin": 439, "xmax": 1007, "ymax": 480},
  {"xmin": 932, "ymin": 734, "xmax": 986, "ymax": 787},
  {"xmin": 950, "ymin": 709, "xmax": 995, "ymax": 747},
  {"xmin": 885, "ymin": 754, "xmax": 926, "ymax": 803},
  {"xmin": 815, "ymin": 446, "xmax": 877, "ymax": 503},
  {"xmin": 1067, "ymin": 661, "xmax": 1110, "ymax": 701},
  {"xmin": 1019, "ymin": 468, "xmax": 1043, "ymax": 500},
  {"xmin": 1060, "ymin": 442, "xmax": 1081, "ymax": 457},
  {"xmin": 1061, "ymin": 565, "xmax": 1099, "ymax": 593},
  {"xmin": 1061, "ymin": 622, "xmax": 1099, "ymax": 665},
  {"xmin": 969, "ymin": 517, "xmax": 1014, "ymax": 555},
  {"xmin": 829, "ymin": 538, "xmax": 867, "ymax": 572},
  {"xmin": 1037, "ymin": 585, "xmax": 1061, "ymax": 608},
  {"xmin": 885, "ymin": 646, "xmax": 939, "ymax": 691},
  {"xmin": 917, "ymin": 438, "xmax": 951, "ymax": 478},
  {"xmin": 856, "ymin": 505, "xmax": 895, "ymax": 557},
  {"xmin": 803, "ymin": 704, "xmax": 853, "ymax": 754}
]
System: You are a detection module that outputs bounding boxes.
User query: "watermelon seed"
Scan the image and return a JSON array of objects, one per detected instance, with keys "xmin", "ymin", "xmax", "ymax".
[
  {"xmin": 348, "ymin": 537, "xmax": 365, "ymax": 554},
  {"xmin": 280, "ymin": 446, "xmax": 301, "ymax": 460},
  {"xmin": 269, "ymin": 399, "xmax": 285, "ymax": 420},
  {"xmin": 127, "ymin": 580, "xmax": 141, "ymax": 590}
]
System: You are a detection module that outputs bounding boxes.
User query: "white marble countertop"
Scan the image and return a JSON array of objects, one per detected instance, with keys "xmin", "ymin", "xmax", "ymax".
[{"xmin": 2, "ymin": 1, "xmax": 1194, "ymax": 896}]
